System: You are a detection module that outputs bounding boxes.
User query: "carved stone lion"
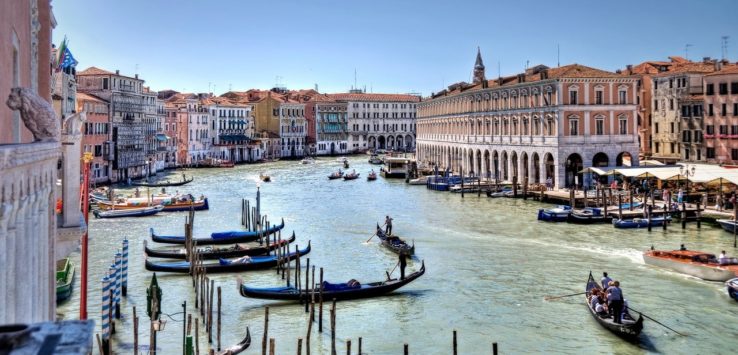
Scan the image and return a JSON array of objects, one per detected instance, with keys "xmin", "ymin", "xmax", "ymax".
[{"xmin": 6, "ymin": 87, "xmax": 60, "ymax": 142}]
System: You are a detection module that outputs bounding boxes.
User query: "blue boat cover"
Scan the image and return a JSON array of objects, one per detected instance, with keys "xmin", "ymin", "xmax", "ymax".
[{"xmin": 322, "ymin": 281, "xmax": 360, "ymax": 291}]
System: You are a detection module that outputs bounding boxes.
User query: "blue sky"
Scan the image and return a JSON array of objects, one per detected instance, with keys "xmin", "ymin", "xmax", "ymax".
[{"xmin": 54, "ymin": 0, "xmax": 738, "ymax": 96}]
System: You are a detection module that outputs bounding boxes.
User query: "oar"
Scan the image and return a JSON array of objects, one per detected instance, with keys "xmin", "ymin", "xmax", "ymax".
[
  {"xmin": 543, "ymin": 292, "xmax": 587, "ymax": 301},
  {"xmin": 629, "ymin": 306, "xmax": 687, "ymax": 336},
  {"xmin": 386, "ymin": 261, "xmax": 400, "ymax": 280},
  {"xmin": 366, "ymin": 223, "xmax": 386, "ymax": 243}
]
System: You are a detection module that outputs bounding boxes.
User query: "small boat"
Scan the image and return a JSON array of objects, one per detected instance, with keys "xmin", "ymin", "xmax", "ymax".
[
  {"xmin": 300, "ymin": 157, "xmax": 315, "ymax": 164},
  {"xmin": 375, "ymin": 224, "xmax": 414, "ymax": 255},
  {"xmin": 408, "ymin": 176, "xmax": 428, "ymax": 185},
  {"xmin": 617, "ymin": 202, "xmax": 643, "ymax": 210},
  {"xmin": 612, "ymin": 216, "xmax": 670, "ymax": 229},
  {"xmin": 132, "ymin": 176, "xmax": 194, "ymax": 187},
  {"xmin": 367, "ymin": 171, "xmax": 377, "ymax": 181},
  {"xmin": 537, "ymin": 205, "xmax": 572, "ymax": 222},
  {"xmin": 217, "ymin": 328, "xmax": 251, "ymax": 355},
  {"xmin": 585, "ymin": 272, "xmax": 643, "ymax": 339},
  {"xmin": 93, "ymin": 205, "xmax": 164, "ymax": 218},
  {"xmin": 218, "ymin": 160, "xmax": 235, "ymax": 168},
  {"xmin": 486, "ymin": 187, "xmax": 512, "ymax": 198},
  {"xmin": 145, "ymin": 242, "xmax": 311, "ymax": 273},
  {"xmin": 239, "ymin": 261, "xmax": 425, "ymax": 302},
  {"xmin": 56, "ymin": 258, "xmax": 75, "ymax": 302},
  {"xmin": 328, "ymin": 171, "xmax": 344, "ymax": 180},
  {"xmin": 368, "ymin": 155, "xmax": 383, "ymax": 165},
  {"xmin": 343, "ymin": 172, "xmax": 360, "ymax": 180},
  {"xmin": 727, "ymin": 278, "xmax": 738, "ymax": 302},
  {"xmin": 716, "ymin": 219, "xmax": 738, "ymax": 233},
  {"xmin": 97, "ymin": 196, "xmax": 209, "ymax": 212},
  {"xmin": 643, "ymin": 249, "xmax": 738, "ymax": 281},
  {"xmin": 344, "ymin": 161, "xmax": 350, "ymax": 169},
  {"xmin": 567, "ymin": 208, "xmax": 612, "ymax": 224},
  {"xmin": 144, "ymin": 232, "xmax": 296, "ymax": 259},
  {"xmin": 150, "ymin": 219, "xmax": 285, "ymax": 245},
  {"xmin": 260, "ymin": 174, "xmax": 271, "ymax": 182}
]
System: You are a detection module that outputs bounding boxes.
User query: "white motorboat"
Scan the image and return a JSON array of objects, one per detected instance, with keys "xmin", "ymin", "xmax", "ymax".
[{"xmin": 643, "ymin": 250, "xmax": 738, "ymax": 282}]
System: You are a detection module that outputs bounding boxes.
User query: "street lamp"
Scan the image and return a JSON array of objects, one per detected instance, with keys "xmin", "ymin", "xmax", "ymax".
[{"xmin": 680, "ymin": 164, "xmax": 696, "ymax": 193}]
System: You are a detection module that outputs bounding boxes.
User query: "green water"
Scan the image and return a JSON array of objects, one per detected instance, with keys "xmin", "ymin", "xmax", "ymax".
[{"xmin": 58, "ymin": 156, "xmax": 738, "ymax": 354}]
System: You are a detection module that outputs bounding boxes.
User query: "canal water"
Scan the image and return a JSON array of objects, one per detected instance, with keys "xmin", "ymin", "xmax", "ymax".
[{"xmin": 58, "ymin": 156, "xmax": 738, "ymax": 354}]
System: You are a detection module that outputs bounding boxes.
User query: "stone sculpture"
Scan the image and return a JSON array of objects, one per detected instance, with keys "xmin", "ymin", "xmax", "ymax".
[{"xmin": 6, "ymin": 87, "xmax": 60, "ymax": 142}]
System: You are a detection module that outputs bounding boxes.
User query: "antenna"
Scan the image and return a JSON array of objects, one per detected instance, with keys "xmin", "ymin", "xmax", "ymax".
[
  {"xmin": 685, "ymin": 44, "xmax": 693, "ymax": 61},
  {"xmin": 721, "ymin": 36, "xmax": 730, "ymax": 60},
  {"xmin": 497, "ymin": 61, "xmax": 501, "ymax": 78},
  {"xmin": 135, "ymin": 63, "xmax": 139, "ymax": 75},
  {"xmin": 229, "ymin": 83, "xmax": 232, "ymax": 91},
  {"xmin": 354, "ymin": 68, "xmax": 357, "ymax": 90},
  {"xmin": 526, "ymin": 60, "xmax": 529, "ymax": 70},
  {"xmin": 557, "ymin": 44, "xmax": 560, "ymax": 67},
  {"xmin": 208, "ymin": 82, "xmax": 212, "ymax": 94}
]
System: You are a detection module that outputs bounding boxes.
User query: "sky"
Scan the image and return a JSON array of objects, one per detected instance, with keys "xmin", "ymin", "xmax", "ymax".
[{"xmin": 53, "ymin": 0, "xmax": 738, "ymax": 96}]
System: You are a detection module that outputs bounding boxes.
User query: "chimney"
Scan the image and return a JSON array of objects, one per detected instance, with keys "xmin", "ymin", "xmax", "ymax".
[
  {"xmin": 626, "ymin": 64, "xmax": 633, "ymax": 74},
  {"xmin": 703, "ymin": 57, "xmax": 712, "ymax": 63},
  {"xmin": 540, "ymin": 69, "xmax": 549, "ymax": 80},
  {"xmin": 115, "ymin": 70, "xmax": 120, "ymax": 75},
  {"xmin": 517, "ymin": 74, "xmax": 526, "ymax": 83},
  {"xmin": 715, "ymin": 60, "xmax": 723, "ymax": 71},
  {"xmin": 135, "ymin": 74, "xmax": 138, "ymax": 79},
  {"xmin": 616, "ymin": 69, "xmax": 622, "ymax": 74}
]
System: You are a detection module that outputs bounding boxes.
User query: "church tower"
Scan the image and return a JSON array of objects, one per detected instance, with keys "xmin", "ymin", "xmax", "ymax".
[{"xmin": 473, "ymin": 47, "xmax": 486, "ymax": 85}]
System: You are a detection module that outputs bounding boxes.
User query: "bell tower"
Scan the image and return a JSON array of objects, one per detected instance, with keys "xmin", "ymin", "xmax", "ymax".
[{"xmin": 473, "ymin": 47, "xmax": 486, "ymax": 84}]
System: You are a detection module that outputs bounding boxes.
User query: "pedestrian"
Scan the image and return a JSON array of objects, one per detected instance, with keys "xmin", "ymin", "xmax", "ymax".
[
  {"xmin": 399, "ymin": 251, "xmax": 407, "ymax": 280},
  {"xmin": 385, "ymin": 215, "xmax": 393, "ymax": 235},
  {"xmin": 677, "ymin": 188, "xmax": 684, "ymax": 204},
  {"xmin": 662, "ymin": 188, "xmax": 670, "ymax": 203},
  {"xmin": 601, "ymin": 272, "xmax": 613, "ymax": 290},
  {"xmin": 606, "ymin": 281, "xmax": 624, "ymax": 324}
]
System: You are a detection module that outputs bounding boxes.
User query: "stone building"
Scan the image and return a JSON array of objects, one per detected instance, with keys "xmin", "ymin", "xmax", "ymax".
[
  {"xmin": 649, "ymin": 59, "xmax": 729, "ymax": 163},
  {"xmin": 340, "ymin": 92, "xmax": 420, "ymax": 152},
  {"xmin": 77, "ymin": 67, "xmax": 149, "ymax": 182},
  {"xmin": 703, "ymin": 65, "xmax": 738, "ymax": 163},
  {"xmin": 308, "ymin": 95, "xmax": 349, "ymax": 155},
  {"xmin": 1, "ymin": 0, "xmax": 86, "ymax": 324},
  {"xmin": 278, "ymin": 101, "xmax": 307, "ymax": 158},
  {"xmin": 77, "ymin": 92, "xmax": 111, "ymax": 183},
  {"xmin": 416, "ymin": 50, "xmax": 640, "ymax": 189},
  {"xmin": 205, "ymin": 96, "xmax": 257, "ymax": 163},
  {"xmin": 142, "ymin": 87, "xmax": 160, "ymax": 175}
]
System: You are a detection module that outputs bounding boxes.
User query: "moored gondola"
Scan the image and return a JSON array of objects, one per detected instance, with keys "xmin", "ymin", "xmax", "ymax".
[
  {"xmin": 239, "ymin": 261, "xmax": 425, "ymax": 301},
  {"xmin": 375, "ymin": 224, "xmax": 414, "ymax": 255},
  {"xmin": 537, "ymin": 205, "xmax": 572, "ymax": 222},
  {"xmin": 585, "ymin": 272, "xmax": 643, "ymax": 339},
  {"xmin": 612, "ymin": 216, "xmax": 670, "ymax": 229},
  {"xmin": 93, "ymin": 205, "xmax": 164, "ymax": 219},
  {"xmin": 727, "ymin": 278, "xmax": 738, "ymax": 302},
  {"xmin": 567, "ymin": 208, "xmax": 613, "ymax": 224},
  {"xmin": 150, "ymin": 218, "xmax": 285, "ymax": 245},
  {"xmin": 144, "ymin": 232, "xmax": 296, "ymax": 259},
  {"xmin": 217, "ymin": 328, "xmax": 251, "ymax": 355},
  {"xmin": 145, "ymin": 241, "xmax": 310, "ymax": 273}
]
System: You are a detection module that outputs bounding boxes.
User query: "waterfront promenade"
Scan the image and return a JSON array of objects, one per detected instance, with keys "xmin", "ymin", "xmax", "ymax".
[{"xmin": 56, "ymin": 155, "xmax": 738, "ymax": 353}]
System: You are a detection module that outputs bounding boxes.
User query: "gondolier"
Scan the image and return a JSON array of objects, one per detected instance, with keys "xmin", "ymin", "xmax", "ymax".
[
  {"xmin": 385, "ymin": 215, "xmax": 393, "ymax": 235},
  {"xmin": 399, "ymin": 252, "xmax": 408, "ymax": 280},
  {"xmin": 607, "ymin": 281, "xmax": 624, "ymax": 324}
]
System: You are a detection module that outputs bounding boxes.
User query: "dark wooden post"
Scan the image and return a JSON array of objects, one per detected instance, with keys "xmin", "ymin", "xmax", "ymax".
[
  {"xmin": 404, "ymin": 344, "xmax": 409, "ymax": 355},
  {"xmin": 523, "ymin": 176, "xmax": 528, "ymax": 200},
  {"xmin": 681, "ymin": 201, "xmax": 687, "ymax": 229},
  {"xmin": 319, "ymin": 267, "xmax": 324, "ymax": 332},
  {"xmin": 513, "ymin": 175, "xmax": 518, "ymax": 198},
  {"xmin": 330, "ymin": 299, "xmax": 337, "ymax": 355},
  {"xmin": 262, "ymin": 307, "xmax": 269, "ymax": 355},
  {"xmin": 618, "ymin": 194, "xmax": 623, "ymax": 220},
  {"xmin": 453, "ymin": 330, "xmax": 458, "ymax": 355},
  {"xmin": 304, "ymin": 258, "xmax": 310, "ymax": 312},
  {"xmin": 696, "ymin": 201, "xmax": 701, "ymax": 228},
  {"xmin": 346, "ymin": 340, "xmax": 351, "ymax": 355},
  {"xmin": 217, "ymin": 286, "xmax": 222, "ymax": 351},
  {"xmin": 569, "ymin": 187, "xmax": 575, "ymax": 208},
  {"xmin": 629, "ymin": 188, "xmax": 634, "ymax": 211},
  {"xmin": 297, "ymin": 338, "xmax": 303, "ymax": 355},
  {"xmin": 647, "ymin": 205, "xmax": 652, "ymax": 232},
  {"xmin": 492, "ymin": 342, "xmax": 498, "ymax": 355}
]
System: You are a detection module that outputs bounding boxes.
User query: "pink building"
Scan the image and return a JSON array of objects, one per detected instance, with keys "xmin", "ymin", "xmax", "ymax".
[{"xmin": 703, "ymin": 65, "xmax": 738, "ymax": 163}]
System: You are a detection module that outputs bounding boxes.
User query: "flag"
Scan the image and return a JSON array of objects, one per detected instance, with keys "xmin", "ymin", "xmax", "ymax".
[{"xmin": 60, "ymin": 47, "xmax": 78, "ymax": 70}]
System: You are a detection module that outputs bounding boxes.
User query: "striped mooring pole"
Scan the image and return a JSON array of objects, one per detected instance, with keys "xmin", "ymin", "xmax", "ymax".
[{"xmin": 122, "ymin": 240, "xmax": 129, "ymax": 296}]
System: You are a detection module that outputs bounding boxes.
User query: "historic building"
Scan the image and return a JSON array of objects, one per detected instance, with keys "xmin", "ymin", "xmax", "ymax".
[
  {"xmin": 341, "ymin": 92, "xmax": 420, "ymax": 153},
  {"xmin": 703, "ymin": 65, "xmax": 738, "ymax": 164},
  {"xmin": 309, "ymin": 95, "xmax": 349, "ymax": 155},
  {"xmin": 206, "ymin": 97, "xmax": 257, "ymax": 163},
  {"xmin": 78, "ymin": 92, "xmax": 111, "ymax": 183},
  {"xmin": 278, "ymin": 101, "xmax": 307, "ymax": 158},
  {"xmin": 142, "ymin": 87, "xmax": 160, "ymax": 175},
  {"xmin": 649, "ymin": 59, "xmax": 729, "ymax": 163},
  {"xmin": 416, "ymin": 50, "xmax": 640, "ymax": 189},
  {"xmin": 77, "ymin": 67, "xmax": 149, "ymax": 181}
]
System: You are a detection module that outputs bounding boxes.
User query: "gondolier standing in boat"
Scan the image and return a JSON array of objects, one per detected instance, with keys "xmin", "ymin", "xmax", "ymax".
[
  {"xmin": 606, "ymin": 281, "xmax": 624, "ymax": 324},
  {"xmin": 601, "ymin": 272, "xmax": 613, "ymax": 289},
  {"xmin": 399, "ymin": 251, "xmax": 407, "ymax": 280},
  {"xmin": 385, "ymin": 215, "xmax": 393, "ymax": 235}
]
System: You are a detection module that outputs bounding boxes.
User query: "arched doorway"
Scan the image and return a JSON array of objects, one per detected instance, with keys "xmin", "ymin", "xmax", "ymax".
[
  {"xmin": 501, "ymin": 151, "xmax": 509, "ymax": 180},
  {"xmin": 592, "ymin": 152, "xmax": 609, "ymax": 185},
  {"xmin": 511, "ymin": 151, "xmax": 518, "ymax": 180},
  {"xmin": 565, "ymin": 153, "xmax": 583, "ymax": 188},
  {"xmin": 387, "ymin": 136, "xmax": 395, "ymax": 150},
  {"xmin": 493, "ymin": 150, "xmax": 499, "ymax": 180},
  {"xmin": 484, "ymin": 150, "xmax": 491, "ymax": 179},
  {"xmin": 405, "ymin": 134, "xmax": 413, "ymax": 150},
  {"xmin": 378, "ymin": 136, "xmax": 386, "ymax": 149},
  {"xmin": 522, "ymin": 152, "xmax": 529, "ymax": 182},
  {"xmin": 544, "ymin": 153, "xmax": 555, "ymax": 186},
  {"xmin": 532, "ymin": 153, "xmax": 541, "ymax": 183},
  {"xmin": 396, "ymin": 135, "xmax": 404, "ymax": 151},
  {"xmin": 330, "ymin": 142, "xmax": 335, "ymax": 155},
  {"xmin": 369, "ymin": 136, "xmax": 377, "ymax": 149},
  {"xmin": 616, "ymin": 152, "xmax": 632, "ymax": 167}
]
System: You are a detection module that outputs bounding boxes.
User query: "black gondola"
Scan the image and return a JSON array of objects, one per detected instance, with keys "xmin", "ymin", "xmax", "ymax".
[
  {"xmin": 328, "ymin": 171, "xmax": 344, "ymax": 180},
  {"xmin": 585, "ymin": 272, "xmax": 643, "ymax": 339},
  {"xmin": 132, "ymin": 177, "xmax": 194, "ymax": 187},
  {"xmin": 144, "ymin": 242, "xmax": 310, "ymax": 273},
  {"xmin": 150, "ymin": 218, "xmax": 285, "ymax": 245},
  {"xmin": 144, "ymin": 232, "xmax": 296, "ymax": 259},
  {"xmin": 375, "ymin": 224, "xmax": 414, "ymax": 255},
  {"xmin": 217, "ymin": 327, "xmax": 250, "ymax": 355},
  {"xmin": 567, "ymin": 208, "xmax": 613, "ymax": 224},
  {"xmin": 239, "ymin": 261, "xmax": 425, "ymax": 301}
]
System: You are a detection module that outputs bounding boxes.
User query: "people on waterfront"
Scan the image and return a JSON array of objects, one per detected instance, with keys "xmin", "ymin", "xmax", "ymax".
[
  {"xmin": 662, "ymin": 188, "xmax": 670, "ymax": 203},
  {"xmin": 716, "ymin": 195, "xmax": 723, "ymax": 211},
  {"xmin": 385, "ymin": 215, "xmax": 393, "ymax": 235},
  {"xmin": 399, "ymin": 251, "xmax": 408, "ymax": 280},
  {"xmin": 610, "ymin": 180, "xmax": 618, "ymax": 190},
  {"xmin": 601, "ymin": 272, "xmax": 613, "ymax": 289},
  {"xmin": 134, "ymin": 187, "xmax": 141, "ymax": 198},
  {"xmin": 677, "ymin": 188, "xmax": 684, "ymax": 204},
  {"xmin": 606, "ymin": 281, "xmax": 624, "ymax": 324}
]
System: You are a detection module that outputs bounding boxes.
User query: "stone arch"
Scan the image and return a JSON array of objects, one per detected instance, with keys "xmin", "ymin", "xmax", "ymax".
[
  {"xmin": 592, "ymin": 152, "xmax": 609, "ymax": 167},
  {"xmin": 532, "ymin": 152, "xmax": 541, "ymax": 183},
  {"xmin": 484, "ymin": 149, "xmax": 491, "ymax": 179},
  {"xmin": 544, "ymin": 152, "xmax": 555, "ymax": 186},
  {"xmin": 492, "ymin": 150, "xmax": 499, "ymax": 180},
  {"xmin": 377, "ymin": 136, "xmax": 386, "ymax": 149},
  {"xmin": 511, "ymin": 151, "xmax": 519, "ymax": 180},
  {"xmin": 501, "ymin": 151, "xmax": 508, "ymax": 181},
  {"xmin": 387, "ymin": 135, "xmax": 395, "ymax": 149},
  {"xmin": 565, "ymin": 153, "xmax": 584, "ymax": 188},
  {"xmin": 616, "ymin": 151, "xmax": 632, "ymax": 167},
  {"xmin": 521, "ymin": 152, "xmax": 529, "ymax": 183}
]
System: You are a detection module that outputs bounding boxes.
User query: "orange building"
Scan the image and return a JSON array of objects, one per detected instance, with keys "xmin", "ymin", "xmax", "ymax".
[{"xmin": 77, "ymin": 92, "xmax": 111, "ymax": 183}]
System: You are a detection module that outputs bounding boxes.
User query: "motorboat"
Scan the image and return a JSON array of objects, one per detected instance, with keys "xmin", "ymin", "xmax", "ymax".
[{"xmin": 643, "ymin": 249, "xmax": 738, "ymax": 281}]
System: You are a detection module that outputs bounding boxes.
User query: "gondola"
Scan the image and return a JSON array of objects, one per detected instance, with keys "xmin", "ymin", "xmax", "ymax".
[
  {"xmin": 727, "ymin": 278, "xmax": 738, "ymax": 302},
  {"xmin": 93, "ymin": 205, "xmax": 164, "ymax": 219},
  {"xmin": 486, "ymin": 187, "xmax": 511, "ymax": 198},
  {"xmin": 343, "ymin": 173, "xmax": 360, "ymax": 180},
  {"xmin": 537, "ymin": 205, "xmax": 571, "ymax": 222},
  {"xmin": 716, "ymin": 219, "xmax": 738, "ymax": 233},
  {"xmin": 132, "ymin": 177, "xmax": 194, "ymax": 187},
  {"xmin": 144, "ymin": 241, "xmax": 311, "ymax": 273},
  {"xmin": 260, "ymin": 174, "xmax": 271, "ymax": 182},
  {"xmin": 328, "ymin": 171, "xmax": 344, "ymax": 180},
  {"xmin": 567, "ymin": 208, "xmax": 612, "ymax": 224},
  {"xmin": 217, "ymin": 328, "xmax": 250, "ymax": 355},
  {"xmin": 612, "ymin": 216, "xmax": 670, "ymax": 229},
  {"xmin": 56, "ymin": 258, "xmax": 75, "ymax": 302},
  {"xmin": 367, "ymin": 171, "xmax": 377, "ymax": 181},
  {"xmin": 144, "ymin": 232, "xmax": 296, "ymax": 259},
  {"xmin": 344, "ymin": 161, "xmax": 350, "ymax": 169},
  {"xmin": 239, "ymin": 261, "xmax": 425, "ymax": 301},
  {"xmin": 96, "ymin": 196, "xmax": 209, "ymax": 212},
  {"xmin": 585, "ymin": 272, "xmax": 643, "ymax": 339},
  {"xmin": 150, "ymin": 218, "xmax": 285, "ymax": 245},
  {"xmin": 375, "ymin": 224, "xmax": 414, "ymax": 255}
]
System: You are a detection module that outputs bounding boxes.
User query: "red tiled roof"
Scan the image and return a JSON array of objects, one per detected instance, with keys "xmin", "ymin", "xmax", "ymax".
[
  {"xmin": 76, "ymin": 92, "xmax": 108, "ymax": 103},
  {"xmin": 705, "ymin": 65, "xmax": 738, "ymax": 76},
  {"xmin": 326, "ymin": 93, "xmax": 420, "ymax": 102},
  {"xmin": 77, "ymin": 66, "xmax": 114, "ymax": 76}
]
